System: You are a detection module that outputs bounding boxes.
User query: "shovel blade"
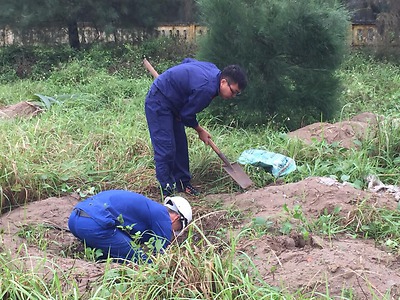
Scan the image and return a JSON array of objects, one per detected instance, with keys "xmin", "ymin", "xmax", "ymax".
[{"xmin": 223, "ymin": 162, "xmax": 253, "ymax": 189}]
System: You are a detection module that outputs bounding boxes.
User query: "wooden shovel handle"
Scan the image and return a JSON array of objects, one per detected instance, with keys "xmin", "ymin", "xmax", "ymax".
[
  {"xmin": 143, "ymin": 58, "xmax": 159, "ymax": 78},
  {"xmin": 208, "ymin": 139, "xmax": 232, "ymax": 167}
]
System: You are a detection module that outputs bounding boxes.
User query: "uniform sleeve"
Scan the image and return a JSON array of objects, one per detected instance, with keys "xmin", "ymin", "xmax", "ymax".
[
  {"xmin": 180, "ymin": 87, "xmax": 214, "ymax": 127},
  {"xmin": 130, "ymin": 221, "xmax": 170, "ymax": 264},
  {"xmin": 142, "ymin": 203, "xmax": 173, "ymax": 252},
  {"xmin": 120, "ymin": 197, "xmax": 172, "ymax": 264},
  {"xmin": 149, "ymin": 218, "xmax": 172, "ymax": 250}
]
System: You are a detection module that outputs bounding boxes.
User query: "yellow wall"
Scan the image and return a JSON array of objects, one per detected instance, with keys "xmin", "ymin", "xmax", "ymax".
[
  {"xmin": 351, "ymin": 24, "xmax": 378, "ymax": 46},
  {"xmin": 155, "ymin": 24, "xmax": 208, "ymax": 42}
]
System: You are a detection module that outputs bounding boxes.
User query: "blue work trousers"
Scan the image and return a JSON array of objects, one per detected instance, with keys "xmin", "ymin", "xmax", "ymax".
[
  {"xmin": 68, "ymin": 209, "xmax": 146, "ymax": 262},
  {"xmin": 145, "ymin": 87, "xmax": 191, "ymax": 189}
]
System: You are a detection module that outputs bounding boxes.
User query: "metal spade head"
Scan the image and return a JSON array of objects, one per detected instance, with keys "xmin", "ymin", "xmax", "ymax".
[{"xmin": 222, "ymin": 162, "xmax": 253, "ymax": 189}]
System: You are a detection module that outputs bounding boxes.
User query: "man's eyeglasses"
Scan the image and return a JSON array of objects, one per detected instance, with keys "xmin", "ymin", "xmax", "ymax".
[{"xmin": 227, "ymin": 81, "xmax": 241, "ymax": 97}]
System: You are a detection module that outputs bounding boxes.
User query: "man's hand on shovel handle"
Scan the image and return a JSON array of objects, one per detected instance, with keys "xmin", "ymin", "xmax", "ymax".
[{"xmin": 195, "ymin": 125, "xmax": 211, "ymax": 145}]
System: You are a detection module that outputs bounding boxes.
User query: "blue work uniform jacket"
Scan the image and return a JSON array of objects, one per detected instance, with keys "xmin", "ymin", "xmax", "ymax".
[
  {"xmin": 152, "ymin": 58, "xmax": 221, "ymax": 128},
  {"xmin": 74, "ymin": 190, "xmax": 173, "ymax": 250}
]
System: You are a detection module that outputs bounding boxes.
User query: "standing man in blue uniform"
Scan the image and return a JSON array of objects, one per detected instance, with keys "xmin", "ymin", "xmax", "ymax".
[
  {"xmin": 68, "ymin": 190, "xmax": 192, "ymax": 263},
  {"xmin": 145, "ymin": 58, "xmax": 247, "ymax": 197}
]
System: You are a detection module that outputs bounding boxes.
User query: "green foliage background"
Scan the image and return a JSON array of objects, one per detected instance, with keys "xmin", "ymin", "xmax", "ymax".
[{"xmin": 197, "ymin": 0, "xmax": 350, "ymax": 130}]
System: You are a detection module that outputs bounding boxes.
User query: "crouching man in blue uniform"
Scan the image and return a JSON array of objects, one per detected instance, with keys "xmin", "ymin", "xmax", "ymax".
[
  {"xmin": 68, "ymin": 190, "xmax": 192, "ymax": 263},
  {"xmin": 145, "ymin": 58, "xmax": 247, "ymax": 197}
]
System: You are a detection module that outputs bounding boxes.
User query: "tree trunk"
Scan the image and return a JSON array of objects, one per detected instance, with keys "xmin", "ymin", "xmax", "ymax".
[{"xmin": 67, "ymin": 21, "xmax": 80, "ymax": 50}]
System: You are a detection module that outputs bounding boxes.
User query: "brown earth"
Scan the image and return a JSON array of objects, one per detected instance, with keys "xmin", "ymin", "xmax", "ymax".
[
  {"xmin": 0, "ymin": 101, "xmax": 42, "ymax": 119},
  {"xmin": 1, "ymin": 109, "xmax": 400, "ymax": 298},
  {"xmin": 1, "ymin": 178, "xmax": 399, "ymax": 299},
  {"xmin": 210, "ymin": 178, "xmax": 400, "ymax": 299}
]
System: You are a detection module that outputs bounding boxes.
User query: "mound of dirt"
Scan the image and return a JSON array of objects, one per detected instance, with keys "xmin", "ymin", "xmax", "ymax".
[
  {"xmin": 1, "ymin": 177, "xmax": 399, "ymax": 298},
  {"xmin": 287, "ymin": 112, "xmax": 383, "ymax": 149},
  {"xmin": 0, "ymin": 101, "xmax": 42, "ymax": 119},
  {"xmin": 0, "ymin": 194, "xmax": 109, "ymax": 291},
  {"xmin": 209, "ymin": 177, "xmax": 400, "ymax": 298}
]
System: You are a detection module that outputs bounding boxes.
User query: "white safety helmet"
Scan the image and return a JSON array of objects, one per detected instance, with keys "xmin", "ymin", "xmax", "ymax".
[{"xmin": 164, "ymin": 196, "xmax": 192, "ymax": 229}]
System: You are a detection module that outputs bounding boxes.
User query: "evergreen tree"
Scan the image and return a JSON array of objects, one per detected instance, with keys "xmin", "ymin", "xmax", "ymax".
[{"xmin": 197, "ymin": 0, "xmax": 350, "ymax": 130}]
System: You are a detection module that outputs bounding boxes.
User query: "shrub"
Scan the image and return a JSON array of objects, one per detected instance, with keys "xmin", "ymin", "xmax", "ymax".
[{"xmin": 197, "ymin": 0, "xmax": 350, "ymax": 130}]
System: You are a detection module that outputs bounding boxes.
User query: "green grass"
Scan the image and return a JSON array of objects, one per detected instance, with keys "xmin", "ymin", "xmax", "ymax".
[
  {"xmin": 0, "ymin": 46, "xmax": 400, "ymax": 299},
  {"xmin": 337, "ymin": 52, "xmax": 400, "ymax": 118}
]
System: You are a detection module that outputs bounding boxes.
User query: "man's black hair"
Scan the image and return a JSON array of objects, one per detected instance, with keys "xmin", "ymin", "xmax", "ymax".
[{"xmin": 221, "ymin": 65, "xmax": 248, "ymax": 90}]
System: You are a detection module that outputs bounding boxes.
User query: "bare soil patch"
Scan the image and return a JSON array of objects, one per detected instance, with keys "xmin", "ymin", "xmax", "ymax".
[
  {"xmin": 207, "ymin": 177, "xmax": 400, "ymax": 299},
  {"xmin": 287, "ymin": 112, "xmax": 383, "ymax": 149},
  {"xmin": 1, "ymin": 177, "xmax": 399, "ymax": 298},
  {"xmin": 0, "ymin": 101, "xmax": 42, "ymax": 119}
]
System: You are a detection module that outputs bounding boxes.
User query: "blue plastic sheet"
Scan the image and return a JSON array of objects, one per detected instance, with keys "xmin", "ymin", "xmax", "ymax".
[{"xmin": 238, "ymin": 149, "xmax": 296, "ymax": 178}]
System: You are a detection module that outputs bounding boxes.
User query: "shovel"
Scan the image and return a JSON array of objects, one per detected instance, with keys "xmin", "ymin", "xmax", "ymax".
[
  {"xmin": 208, "ymin": 139, "xmax": 253, "ymax": 189},
  {"xmin": 143, "ymin": 57, "xmax": 253, "ymax": 189}
]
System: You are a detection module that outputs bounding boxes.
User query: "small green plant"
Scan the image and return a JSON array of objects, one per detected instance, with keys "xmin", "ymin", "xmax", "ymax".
[
  {"xmin": 30, "ymin": 93, "xmax": 60, "ymax": 110},
  {"xmin": 246, "ymin": 216, "xmax": 274, "ymax": 238},
  {"xmin": 314, "ymin": 207, "xmax": 346, "ymax": 238},
  {"xmin": 115, "ymin": 215, "xmax": 167, "ymax": 263},
  {"xmin": 83, "ymin": 245, "xmax": 103, "ymax": 261},
  {"xmin": 346, "ymin": 204, "xmax": 400, "ymax": 253},
  {"xmin": 16, "ymin": 223, "xmax": 50, "ymax": 251},
  {"xmin": 270, "ymin": 265, "xmax": 278, "ymax": 281},
  {"xmin": 280, "ymin": 204, "xmax": 312, "ymax": 241},
  {"xmin": 280, "ymin": 204, "xmax": 346, "ymax": 240}
]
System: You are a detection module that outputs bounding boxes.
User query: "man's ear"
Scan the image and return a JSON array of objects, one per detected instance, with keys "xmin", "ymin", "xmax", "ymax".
[
  {"xmin": 174, "ymin": 214, "xmax": 181, "ymax": 222},
  {"xmin": 171, "ymin": 213, "xmax": 180, "ymax": 223},
  {"xmin": 171, "ymin": 213, "xmax": 183, "ymax": 230}
]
